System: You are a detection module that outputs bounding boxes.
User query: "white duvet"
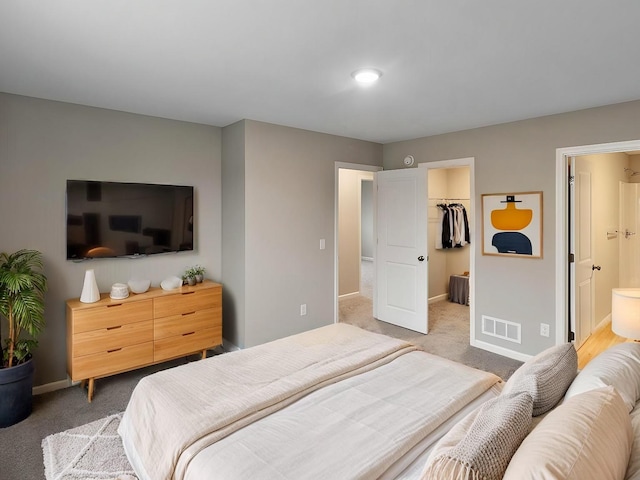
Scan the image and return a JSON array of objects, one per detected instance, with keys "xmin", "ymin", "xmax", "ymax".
[
  {"xmin": 119, "ymin": 324, "xmax": 500, "ymax": 480},
  {"xmin": 183, "ymin": 351, "xmax": 500, "ymax": 480}
]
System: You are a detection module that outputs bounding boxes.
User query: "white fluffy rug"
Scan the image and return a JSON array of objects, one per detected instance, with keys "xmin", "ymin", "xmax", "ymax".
[{"xmin": 42, "ymin": 413, "xmax": 137, "ymax": 480}]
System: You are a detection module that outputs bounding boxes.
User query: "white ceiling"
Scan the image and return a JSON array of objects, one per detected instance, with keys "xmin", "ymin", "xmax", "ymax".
[{"xmin": 1, "ymin": 1, "xmax": 640, "ymax": 144}]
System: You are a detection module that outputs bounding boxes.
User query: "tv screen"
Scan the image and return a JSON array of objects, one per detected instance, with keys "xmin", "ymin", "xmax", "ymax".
[{"xmin": 66, "ymin": 180, "xmax": 194, "ymax": 260}]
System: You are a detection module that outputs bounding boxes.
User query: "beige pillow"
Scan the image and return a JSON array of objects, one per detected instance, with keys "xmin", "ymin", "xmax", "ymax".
[
  {"xmin": 502, "ymin": 342, "xmax": 577, "ymax": 416},
  {"xmin": 421, "ymin": 392, "xmax": 533, "ymax": 480},
  {"xmin": 503, "ymin": 386, "xmax": 632, "ymax": 480},
  {"xmin": 565, "ymin": 342, "xmax": 640, "ymax": 412}
]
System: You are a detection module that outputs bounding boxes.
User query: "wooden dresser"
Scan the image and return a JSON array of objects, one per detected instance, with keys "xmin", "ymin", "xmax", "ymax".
[{"xmin": 66, "ymin": 280, "xmax": 222, "ymax": 401}]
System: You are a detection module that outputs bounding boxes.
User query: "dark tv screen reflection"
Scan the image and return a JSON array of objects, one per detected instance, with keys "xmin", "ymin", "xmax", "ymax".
[{"xmin": 66, "ymin": 180, "xmax": 194, "ymax": 260}]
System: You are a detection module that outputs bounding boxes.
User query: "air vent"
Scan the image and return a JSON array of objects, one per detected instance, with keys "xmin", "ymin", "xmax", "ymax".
[{"xmin": 482, "ymin": 315, "xmax": 521, "ymax": 344}]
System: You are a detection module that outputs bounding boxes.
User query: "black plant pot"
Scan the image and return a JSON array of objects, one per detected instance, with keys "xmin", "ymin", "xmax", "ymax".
[{"xmin": 0, "ymin": 358, "xmax": 34, "ymax": 428}]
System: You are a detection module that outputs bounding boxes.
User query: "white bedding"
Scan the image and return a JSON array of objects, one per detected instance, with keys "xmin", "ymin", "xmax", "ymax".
[
  {"xmin": 119, "ymin": 324, "xmax": 501, "ymax": 480},
  {"xmin": 183, "ymin": 351, "xmax": 500, "ymax": 480}
]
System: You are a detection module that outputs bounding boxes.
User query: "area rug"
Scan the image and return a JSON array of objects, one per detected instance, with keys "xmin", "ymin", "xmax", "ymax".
[{"xmin": 42, "ymin": 413, "xmax": 137, "ymax": 480}]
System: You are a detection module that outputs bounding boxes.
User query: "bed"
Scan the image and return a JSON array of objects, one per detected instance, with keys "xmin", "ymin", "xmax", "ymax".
[
  {"xmin": 118, "ymin": 323, "xmax": 501, "ymax": 480},
  {"xmin": 118, "ymin": 323, "xmax": 640, "ymax": 480}
]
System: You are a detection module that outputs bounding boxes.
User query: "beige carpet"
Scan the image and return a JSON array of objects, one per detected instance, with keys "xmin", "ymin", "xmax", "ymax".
[
  {"xmin": 339, "ymin": 295, "xmax": 522, "ymax": 380},
  {"xmin": 42, "ymin": 413, "xmax": 135, "ymax": 480}
]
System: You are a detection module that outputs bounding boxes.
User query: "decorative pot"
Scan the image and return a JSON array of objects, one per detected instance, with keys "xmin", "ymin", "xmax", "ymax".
[
  {"xmin": 195, "ymin": 274, "xmax": 204, "ymax": 283},
  {"xmin": 187, "ymin": 276, "xmax": 196, "ymax": 286},
  {"xmin": 0, "ymin": 358, "xmax": 34, "ymax": 428}
]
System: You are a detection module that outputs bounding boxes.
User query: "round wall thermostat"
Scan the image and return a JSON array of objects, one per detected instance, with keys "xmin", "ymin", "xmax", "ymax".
[{"xmin": 403, "ymin": 155, "xmax": 415, "ymax": 166}]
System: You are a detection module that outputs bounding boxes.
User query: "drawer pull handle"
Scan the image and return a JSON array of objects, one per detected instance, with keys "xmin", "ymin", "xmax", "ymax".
[
  {"xmin": 107, "ymin": 304, "xmax": 123, "ymax": 308},
  {"xmin": 181, "ymin": 291, "xmax": 196, "ymax": 296},
  {"xmin": 182, "ymin": 332, "xmax": 195, "ymax": 336},
  {"xmin": 182, "ymin": 311, "xmax": 196, "ymax": 316},
  {"xmin": 106, "ymin": 325, "xmax": 122, "ymax": 330},
  {"xmin": 107, "ymin": 348, "xmax": 122, "ymax": 353}
]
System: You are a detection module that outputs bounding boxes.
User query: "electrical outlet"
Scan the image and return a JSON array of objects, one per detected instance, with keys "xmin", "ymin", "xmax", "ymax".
[
  {"xmin": 540, "ymin": 323, "xmax": 550, "ymax": 337},
  {"xmin": 300, "ymin": 304, "xmax": 307, "ymax": 316}
]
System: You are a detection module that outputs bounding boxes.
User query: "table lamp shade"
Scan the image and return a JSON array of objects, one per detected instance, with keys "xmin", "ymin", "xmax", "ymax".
[{"xmin": 612, "ymin": 288, "xmax": 640, "ymax": 339}]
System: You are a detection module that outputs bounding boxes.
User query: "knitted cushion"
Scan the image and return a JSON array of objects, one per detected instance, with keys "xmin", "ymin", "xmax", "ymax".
[
  {"xmin": 421, "ymin": 391, "xmax": 533, "ymax": 480},
  {"xmin": 502, "ymin": 342, "xmax": 577, "ymax": 416},
  {"xmin": 503, "ymin": 386, "xmax": 632, "ymax": 480}
]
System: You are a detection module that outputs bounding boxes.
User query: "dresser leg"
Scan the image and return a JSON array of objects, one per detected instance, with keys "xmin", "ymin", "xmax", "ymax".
[
  {"xmin": 201, "ymin": 349, "xmax": 207, "ymax": 360},
  {"xmin": 80, "ymin": 379, "xmax": 86, "ymax": 390},
  {"xmin": 88, "ymin": 378, "xmax": 95, "ymax": 402}
]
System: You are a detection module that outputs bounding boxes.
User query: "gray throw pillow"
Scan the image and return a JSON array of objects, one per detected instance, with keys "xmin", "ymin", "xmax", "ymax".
[
  {"xmin": 421, "ymin": 391, "xmax": 533, "ymax": 480},
  {"xmin": 502, "ymin": 343, "xmax": 577, "ymax": 416}
]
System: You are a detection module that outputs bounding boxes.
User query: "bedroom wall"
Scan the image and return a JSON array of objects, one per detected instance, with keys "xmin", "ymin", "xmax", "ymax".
[
  {"xmin": 224, "ymin": 120, "xmax": 382, "ymax": 349},
  {"xmin": 383, "ymin": 99, "xmax": 640, "ymax": 358},
  {"xmin": 0, "ymin": 93, "xmax": 222, "ymax": 387}
]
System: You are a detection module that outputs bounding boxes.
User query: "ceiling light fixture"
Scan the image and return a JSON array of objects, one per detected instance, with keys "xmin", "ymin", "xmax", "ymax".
[{"xmin": 352, "ymin": 68, "xmax": 382, "ymax": 85}]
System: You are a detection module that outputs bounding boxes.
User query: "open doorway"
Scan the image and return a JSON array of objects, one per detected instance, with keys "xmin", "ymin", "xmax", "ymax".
[
  {"xmin": 334, "ymin": 163, "xmax": 381, "ymax": 324},
  {"xmin": 556, "ymin": 140, "xmax": 640, "ymax": 348}
]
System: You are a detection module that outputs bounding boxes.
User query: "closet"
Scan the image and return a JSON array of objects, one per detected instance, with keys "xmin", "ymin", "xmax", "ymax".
[{"xmin": 428, "ymin": 167, "xmax": 471, "ymax": 304}]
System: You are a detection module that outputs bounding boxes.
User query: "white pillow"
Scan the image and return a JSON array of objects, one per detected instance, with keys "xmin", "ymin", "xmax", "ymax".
[
  {"xmin": 503, "ymin": 386, "xmax": 632, "ymax": 480},
  {"xmin": 565, "ymin": 342, "xmax": 640, "ymax": 412},
  {"xmin": 625, "ymin": 404, "xmax": 640, "ymax": 480},
  {"xmin": 502, "ymin": 342, "xmax": 577, "ymax": 416}
]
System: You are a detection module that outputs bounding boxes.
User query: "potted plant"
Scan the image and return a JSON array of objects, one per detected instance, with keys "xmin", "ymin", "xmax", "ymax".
[
  {"xmin": 193, "ymin": 265, "xmax": 205, "ymax": 283},
  {"xmin": 0, "ymin": 249, "xmax": 47, "ymax": 428},
  {"xmin": 183, "ymin": 267, "xmax": 197, "ymax": 286}
]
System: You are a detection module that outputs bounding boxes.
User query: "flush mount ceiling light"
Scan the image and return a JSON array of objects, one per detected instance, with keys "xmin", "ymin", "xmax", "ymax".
[{"xmin": 351, "ymin": 68, "xmax": 382, "ymax": 85}]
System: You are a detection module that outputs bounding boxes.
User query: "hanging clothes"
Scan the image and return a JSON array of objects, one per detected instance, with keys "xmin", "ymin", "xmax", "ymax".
[{"xmin": 435, "ymin": 203, "xmax": 470, "ymax": 249}]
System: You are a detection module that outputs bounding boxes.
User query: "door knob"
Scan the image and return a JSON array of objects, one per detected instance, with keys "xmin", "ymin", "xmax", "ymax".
[
  {"xmin": 592, "ymin": 265, "xmax": 601, "ymax": 271},
  {"xmin": 418, "ymin": 256, "xmax": 425, "ymax": 262}
]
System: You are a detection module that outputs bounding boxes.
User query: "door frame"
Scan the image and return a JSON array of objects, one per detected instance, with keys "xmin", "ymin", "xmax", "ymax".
[
  {"xmin": 334, "ymin": 162, "xmax": 383, "ymax": 323},
  {"xmin": 555, "ymin": 139, "xmax": 640, "ymax": 345},
  {"xmin": 419, "ymin": 157, "xmax": 476, "ymax": 343}
]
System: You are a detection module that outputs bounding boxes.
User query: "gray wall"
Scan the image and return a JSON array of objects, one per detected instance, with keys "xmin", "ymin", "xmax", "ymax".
[
  {"xmin": 361, "ymin": 180, "xmax": 374, "ymax": 259},
  {"xmin": 224, "ymin": 120, "xmax": 382, "ymax": 348},
  {"xmin": 383, "ymin": 99, "xmax": 640, "ymax": 356},
  {"xmin": 0, "ymin": 93, "xmax": 222, "ymax": 386}
]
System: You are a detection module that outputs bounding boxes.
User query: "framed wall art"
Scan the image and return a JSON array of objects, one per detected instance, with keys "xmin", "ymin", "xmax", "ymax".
[{"xmin": 481, "ymin": 191, "xmax": 543, "ymax": 258}]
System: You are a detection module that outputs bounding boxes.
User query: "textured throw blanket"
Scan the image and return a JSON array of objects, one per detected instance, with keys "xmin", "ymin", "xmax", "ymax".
[{"xmin": 118, "ymin": 323, "xmax": 417, "ymax": 480}]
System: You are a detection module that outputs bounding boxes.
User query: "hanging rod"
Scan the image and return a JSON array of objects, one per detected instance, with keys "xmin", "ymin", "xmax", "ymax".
[{"xmin": 429, "ymin": 197, "xmax": 470, "ymax": 201}]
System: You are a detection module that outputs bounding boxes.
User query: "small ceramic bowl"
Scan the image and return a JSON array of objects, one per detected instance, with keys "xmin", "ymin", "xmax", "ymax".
[
  {"xmin": 128, "ymin": 278, "xmax": 151, "ymax": 294},
  {"xmin": 110, "ymin": 283, "xmax": 129, "ymax": 299},
  {"xmin": 160, "ymin": 276, "xmax": 182, "ymax": 291}
]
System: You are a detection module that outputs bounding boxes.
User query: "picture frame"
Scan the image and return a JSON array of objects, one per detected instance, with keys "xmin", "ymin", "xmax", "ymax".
[{"xmin": 481, "ymin": 191, "xmax": 543, "ymax": 258}]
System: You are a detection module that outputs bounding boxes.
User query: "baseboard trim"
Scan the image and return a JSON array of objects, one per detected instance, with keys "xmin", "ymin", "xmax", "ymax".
[
  {"xmin": 428, "ymin": 294, "xmax": 448, "ymax": 304},
  {"xmin": 33, "ymin": 337, "xmax": 240, "ymax": 395},
  {"xmin": 33, "ymin": 378, "xmax": 78, "ymax": 396},
  {"xmin": 471, "ymin": 338, "xmax": 532, "ymax": 363},
  {"xmin": 339, "ymin": 292, "xmax": 360, "ymax": 300}
]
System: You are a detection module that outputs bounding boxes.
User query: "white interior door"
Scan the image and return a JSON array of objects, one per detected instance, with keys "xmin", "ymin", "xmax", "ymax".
[
  {"xmin": 572, "ymin": 159, "xmax": 595, "ymax": 347},
  {"xmin": 375, "ymin": 169, "xmax": 428, "ymax": 333}
]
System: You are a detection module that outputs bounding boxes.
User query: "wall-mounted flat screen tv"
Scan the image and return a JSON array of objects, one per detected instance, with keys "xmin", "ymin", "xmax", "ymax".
[{"xmin": 66, "ymin": 180, "xmax": 194, "ymax": 260}]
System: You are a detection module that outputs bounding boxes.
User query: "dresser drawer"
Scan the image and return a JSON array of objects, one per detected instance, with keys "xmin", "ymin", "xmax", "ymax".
[
  {"xmin": 154, "ymin": 308, "xmax": 220, "ymax": 340},
  {"xmin": 154, "ymin": 287, "xmax": 221, "ymax": 318},
  {"xmin": 71, "ymin": 342, "xmax": 153, "ymax": 380},
  {"xmin": 154, "ymin": 327, "xmax": 221, "ymax": 362},
  {"xmin": 72, "ymin": 300, "xmax": 153, "ymax": 334},
  {"xmin": 72, "ymin": 320, "xmax": 153, "ymax": 357}
]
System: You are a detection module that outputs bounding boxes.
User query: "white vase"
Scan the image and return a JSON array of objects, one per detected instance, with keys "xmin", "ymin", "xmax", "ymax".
[{"xmin": 80, "ymin": 269, "xmax": 100, "ymax": 303}]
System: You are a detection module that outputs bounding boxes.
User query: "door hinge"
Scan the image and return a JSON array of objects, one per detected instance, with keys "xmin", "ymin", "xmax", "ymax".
[
  {"xmin": 568, "ymin": 175, "xmax": 575, "ymax": 186},
  {"xmin": 568, "ymin": 253, "xmax": 574, "ymax": 263}
]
